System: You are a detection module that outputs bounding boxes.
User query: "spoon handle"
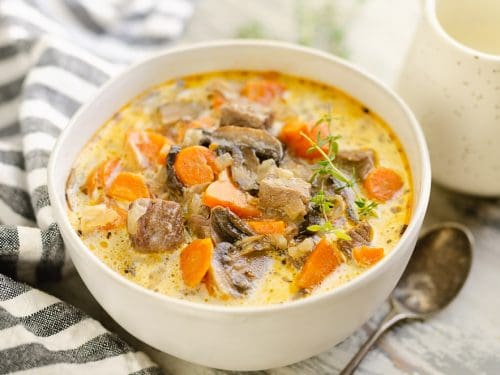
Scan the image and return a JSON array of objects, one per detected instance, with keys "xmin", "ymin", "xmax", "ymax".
[{"xmin": 339, "ymin": 305, "xmax": 413, "ymax": 375}]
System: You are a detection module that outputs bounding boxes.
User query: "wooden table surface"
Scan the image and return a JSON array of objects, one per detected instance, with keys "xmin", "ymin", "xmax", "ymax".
[{"xmin": 42, "ymin": 0, "xmax": 500, "ymax": 373}]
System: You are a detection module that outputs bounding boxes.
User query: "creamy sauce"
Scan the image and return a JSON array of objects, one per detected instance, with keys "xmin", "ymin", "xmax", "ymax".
[{"xmin": 67, "ymin": 71, "xmax": 412, "ymax": 306}]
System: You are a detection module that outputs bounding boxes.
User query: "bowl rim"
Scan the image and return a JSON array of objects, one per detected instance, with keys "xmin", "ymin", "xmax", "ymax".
[{"xmin": 48, "ymin": 39, "xmax": 431, "ymax": 314}]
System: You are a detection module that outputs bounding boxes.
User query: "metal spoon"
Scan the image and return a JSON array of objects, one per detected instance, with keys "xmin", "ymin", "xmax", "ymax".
[{"xmin": 340, "ymin": 222, "xmax": 474, "ymax": 375}]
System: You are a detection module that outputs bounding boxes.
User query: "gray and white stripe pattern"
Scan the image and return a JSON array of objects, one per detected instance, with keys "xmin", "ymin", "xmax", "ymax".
[
  {"xmin": 0, "ymin": 274, "xmax": 160, "ymax": 374},
  {"xmin": 0, "ymin": 0, "xmax": 194, "ymax": 373}
]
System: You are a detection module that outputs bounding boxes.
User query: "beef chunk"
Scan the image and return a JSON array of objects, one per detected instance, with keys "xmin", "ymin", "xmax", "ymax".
[
  {"xmin": 338, "ymin": 222, "xmax": 373, "ymax": 256},
  {"xmin": 128, "ymin": 198, "xmax": 184, "ymax": 252},
  {"xmin": 259, "ymin": 176, "xmax": 311, "ymax": 219},
  {"xmin": 220, "ymin": 101, "xmax": 273, "ymax": 129},
  {"xmin": 165, "ymin": 146, "xmax": 183, "ymax": 198},
  {"xmin": 335, "ymin": 149, "xmax": 375, "ymax": 180}
]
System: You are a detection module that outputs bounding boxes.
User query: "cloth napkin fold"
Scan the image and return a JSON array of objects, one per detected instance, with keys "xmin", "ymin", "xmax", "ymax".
[{"xmin": 0, "ymin": 0, "xmax": 194, "ymax": 373}]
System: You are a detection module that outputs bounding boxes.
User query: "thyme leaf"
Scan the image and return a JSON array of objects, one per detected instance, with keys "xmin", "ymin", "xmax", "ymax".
[
  {"xmin": 308, "ymin": 191, "xmax": 350, "ymax": 240},
  {"xmin": 310, "ymin": 190, "xmax": 335, "ymax": 214},
  {"xmin": 355, "ymin": 197, "xmax": 379, "ymax": 218},
  {"xmin": 303, "ymin": 112, "xmax": 358, "ymax": 240},
  {"xmin": 300, "ymin": 131, "xmax": 352, "ymax": 186}
]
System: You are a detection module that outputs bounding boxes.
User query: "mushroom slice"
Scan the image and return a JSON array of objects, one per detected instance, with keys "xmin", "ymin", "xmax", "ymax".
[
  {"xmin": 212, "ymin": 126, "xmax": 283, "ymax": 162},
  {"xmin": 128, "ymin": 198, "xmax": 184, "ymax": 253},
  {"xmin": 210, "ymin": 206, "xmax": 255, "ymax": 243},
  {"xmin": 328, "ymin": 177, "xmax": 359, "ymax": 223},
  {"xmin": 235, "ymin": 234, "xmax": 288, "ymax": 255},
  {"xmin": 208, "ymin": 242, "xmax": 270, "ymax": 298},
  {"xmin": 220, "ymin": 145, "xmax": 260, "ymax": 193},
  {"xmin": 158, "ymin": 101, "xmax": 204, "ymax": 125},
  {"xmin": 297, "ymin": 206, "xmax": 323, "ymax": 239},
  {"xmin": 165, "ymin": 145, "xmax": 184, "ymax": 197}
]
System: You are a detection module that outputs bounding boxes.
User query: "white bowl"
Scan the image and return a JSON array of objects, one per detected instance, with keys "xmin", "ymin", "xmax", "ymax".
[{"xmin": 48, "ymin": 40, "xmax": 431, "ymax": 371}]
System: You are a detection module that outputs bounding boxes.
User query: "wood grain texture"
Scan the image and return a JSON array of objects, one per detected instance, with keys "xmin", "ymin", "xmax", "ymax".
[{"xmin": 40, "ymin": 0, "xmax": 500, "ymax": 373}]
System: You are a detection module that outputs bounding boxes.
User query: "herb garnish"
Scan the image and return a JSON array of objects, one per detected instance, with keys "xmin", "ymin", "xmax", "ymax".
[
  {"xmin": 302, "ymin": 112, "xmax": 381, "ymax": 240},
  {"xmin": 310, "ymin": 190, "xmax": 336, "ymax": 214},
  {"xmin": 355, "ymin": 198, "xmax": 379, "ymax": 218},
  {"xmin": 307, "ymin": 220, "xmax": 351, "ymax": 240},
  {"xmin": 302, "ymin": 116, "xmax": 352, "ymax": 240},
  {"xmin": 307, "ymin": 190, "xmax": 351, "ymax": 240},
  {"xmin": 300, "ymin": 114, "xmax": 353, "ymax": 186}
]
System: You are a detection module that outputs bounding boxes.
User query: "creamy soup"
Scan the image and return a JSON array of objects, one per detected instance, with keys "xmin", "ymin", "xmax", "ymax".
[{"xmin": 66, "ymin": 71, "xmax": 412, "ymax": 306}]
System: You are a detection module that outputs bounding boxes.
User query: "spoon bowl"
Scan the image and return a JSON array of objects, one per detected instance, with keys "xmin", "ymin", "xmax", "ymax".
[
  {"xmin": 393, "ymin": 222, "xmax": 473, "ymax": 316},
  {"xmin": 340, "ymin": 222, "xmax": 474, "ymax": 375}
]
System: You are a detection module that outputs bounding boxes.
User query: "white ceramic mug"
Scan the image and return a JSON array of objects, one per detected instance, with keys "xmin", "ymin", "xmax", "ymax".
[{"xmin": 397, "ymin": 0, "xmax": 500, "ymax": 196}]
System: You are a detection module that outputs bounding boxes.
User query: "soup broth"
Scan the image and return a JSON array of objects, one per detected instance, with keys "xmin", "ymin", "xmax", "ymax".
[{"xmin": 67, "ymin": 71, "xmax": 412, "ymax": 306}]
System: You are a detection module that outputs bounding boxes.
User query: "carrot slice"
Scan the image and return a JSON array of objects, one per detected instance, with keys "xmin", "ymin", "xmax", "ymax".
[
  {"xmin": 145, "ymin": 131, "xmax": 171, "ymax": 165},
  {"xmin": 174, "ymin": 146, "xmax": 218, "ymax": 186},
  {"xmin": 210, "ymin": 91, "xmax": 226, "ymax": 109},
  {"xmin": 202, "ymin": 272, "xmax": 216, "ymax": 296},
  {"xmin": 106, "ymin": 172, "xmax": 150, "ymax": 201},
  {"xmin": 241, "ymin": 78, "xmax": 285, "ymax": 104},
  {"xmin": 363, "ymin": 167, "xmax": 403, "ymax": 202},
  {"xmin": 352, "ymin": 246, "xmax": 384, "ymax": 266},
  {"xmin": 202, "ymin": 171, "xmax": 261, "ymax": 218},
  {"xmin": 279, "ymin": 121, "xmax": 310, "ymax": 159},
  {"xmin": 279, "ymin": 120, "xmax": 329, "ymax": 159},
  {"xmin": 125, "ymin": 130, "xmax": 171, "ymax": 168},
  {"xmin": 296, "ymin": 239, "xmax": 341, "ymax": 290},
  {"xmin": 180, "ymin": 238, "xmax": 214, "ymax": 288},
  {"xmin": 83, "ymin": 157, "xmax": 121, "ymax": 200},
  {"xmin": 247, "ymin": 220, "xmax": 286, "ymax": 235}
]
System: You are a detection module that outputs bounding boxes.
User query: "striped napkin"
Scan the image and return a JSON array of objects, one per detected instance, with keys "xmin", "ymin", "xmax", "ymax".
[{"xmin": 0, "ymin": 0, "xmax": 194, "ymax": 373}]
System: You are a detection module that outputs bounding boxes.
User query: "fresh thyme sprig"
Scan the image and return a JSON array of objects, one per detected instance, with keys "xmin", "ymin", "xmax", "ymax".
[
  {"xmin": 310, "ymin": 190, "xmax": 335, "ymax": 214},
  {"xmin": 300, "ymin": 130, "xmax": 352, "ymax": 187},
  {"xmin": 302, "ymin": 111, "xmax": 384, "ymax": 240},
  {"xmin": 355, "ymin": 198, "xmax": 379, "ymax": 219},
  {"xmin": 301, "ymin": 113, "xmax": 354, "ymax": 240}
]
